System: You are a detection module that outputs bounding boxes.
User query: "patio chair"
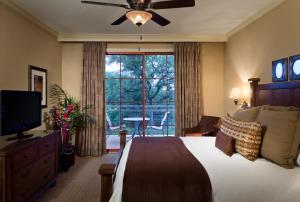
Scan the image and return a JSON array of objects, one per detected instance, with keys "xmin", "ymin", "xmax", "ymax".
[
  {"xmin": 105, "ymin": 113, "xmax": 121, "ymax": 137},
  {"xmin": 147, "ymin": 112, "xmax": 170, "ymax": 136}
]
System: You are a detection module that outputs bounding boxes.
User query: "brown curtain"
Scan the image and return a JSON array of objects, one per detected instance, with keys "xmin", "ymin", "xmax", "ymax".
[
  {"xmin": 77, "ymin": 42, "xmax": 107, "ymax": 157},
  {"xmin": 175, "ymin": 42, "xmax": 202, "ymax": 137}
]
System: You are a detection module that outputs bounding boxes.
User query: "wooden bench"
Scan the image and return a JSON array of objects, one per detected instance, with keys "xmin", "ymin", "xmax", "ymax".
[{"xmin": 99, "ymin": 130, "xmax": 127, "ymax": 202}]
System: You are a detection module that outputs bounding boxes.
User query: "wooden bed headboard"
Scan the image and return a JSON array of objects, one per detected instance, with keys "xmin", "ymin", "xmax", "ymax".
[{"xmin": 248, "ymin": 78, "xmax": 300, "ymax": 108}]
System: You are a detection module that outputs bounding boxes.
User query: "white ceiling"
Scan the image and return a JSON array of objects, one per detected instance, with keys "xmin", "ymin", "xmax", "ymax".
[{"xmin": 12, "ymin": 0, "xmax": 283, "ymax": 36}]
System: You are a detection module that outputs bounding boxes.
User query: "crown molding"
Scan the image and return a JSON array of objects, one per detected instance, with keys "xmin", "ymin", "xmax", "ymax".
[
  {"xmin": 226, "ymin": 0, "xmax": 286, "ymax": 39},
  {"xmin": 1, "ymin": 0, "xmax": 285, "ymax": 43},
  {"xmin": 58, "ymin": 33, "xmax": 228, "ymax": 42},
  {"xmin": 1, "ymin": 0, "xmax": 58, "ymax": 37}
]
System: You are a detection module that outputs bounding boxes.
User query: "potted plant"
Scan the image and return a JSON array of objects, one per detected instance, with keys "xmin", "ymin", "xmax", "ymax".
[{"xmin": 44, "ymin": 84, "xmax": 92, "ymax": 172}]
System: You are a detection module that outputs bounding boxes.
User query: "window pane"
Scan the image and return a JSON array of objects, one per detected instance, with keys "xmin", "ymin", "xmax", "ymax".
[
  {"xmin": 121, "ymin": 79, "xmax": 142, "ymax": 103},
  {"xmin": 167, "ymin": 55, "xmax": 175, "ymax": 78},
  {"xmin": 168, "ymin": 78, "xmax": 175, "ymax": 102},
  {"xmin": 106, "ymin": 104, "xmax": 120, "ymax": 136},
  {"xmin": 146, "ymin": 104, "xmax": 170, "ymax": 136},
  {"xmin": 105, "ymin": 55, "xmax": 120, "ymax": 79},
  {"xmin": 105, "ymin": 79, "xmax": 120, "ymax": 102},
  {"xmin": 105, "ymin": 53, "xmax": 175, "ymax": 143},
  {"xmin": 146, "ymin": 104, "xmax": 167, "ymax": 126},
  {"xmin": 121, "ymin": 55, "xmax": 143, "ymax": 78},
  {"xmin": 121, "ymin": 104, "xmax": 143, "ymax": 119},
  {"xmin": 167, "ymin": 104, "xmax": 175, "ymax": 126},
  {"xmin": 145, "ymin": 79, "xmax": 167, "ymax": 104},
  {"xmin": 121, "ymin": 104, "xmax": 143, "ymax": 136},
  {"xmin": 145, "ymin": 55, "xmax": 167, "ymax": 79},
  {"xmin": 167, "ymin": 126, "xmax": 175, "ymax": 136}
]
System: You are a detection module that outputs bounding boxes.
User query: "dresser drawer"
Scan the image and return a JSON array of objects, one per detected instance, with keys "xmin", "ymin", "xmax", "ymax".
[
  {"xmin": 13, "ymin": 164, "xmax": 39, "ymax": 202},
  {"xmin": 13, "ymin": 185, "xmax": 35, "ymax": 202},
  {"xmin": 37, "ymin": 153, "xmax": 56, "ymax": 187},
  {"xmin": 13, "ymin": 145, "xmax": 38, "ymax": 171},
  {"xmin": 14, "ymin": 166, "xmax": 36, "ymax": 187},
  {"xmin": 1, "ymin": 132, "xmax": 58, "ymax": 202},
  {"xmin": 39, "ymin": 134, "xmax": 55, "ymax": 156}
]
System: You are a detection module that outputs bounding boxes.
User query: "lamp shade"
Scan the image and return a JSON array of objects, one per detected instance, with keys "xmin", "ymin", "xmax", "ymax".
[
  {"xmin": 126, "ymin": 10, "xmax": 152, "ymax": 26},
  {"xmin": 242, "ymin": 86, "xmax": 250, "ymax": 99},
  {"xmin": 229, "ymin": 88, "xmax": 241, "ymax": 99}
]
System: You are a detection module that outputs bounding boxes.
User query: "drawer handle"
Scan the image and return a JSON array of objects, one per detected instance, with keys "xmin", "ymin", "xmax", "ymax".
[
  {"xmin": 23, "ymin": 155, "xmax": 28, "ymax": 159},
  {"xmin": 44, "ymin": 160, "xmax": 49, "ymax": 164}
]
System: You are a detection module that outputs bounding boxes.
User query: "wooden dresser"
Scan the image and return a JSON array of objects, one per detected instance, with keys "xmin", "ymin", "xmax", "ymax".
[{"xmin": 0, "ymin": 131, "xmax": 58, "ymax": 202}]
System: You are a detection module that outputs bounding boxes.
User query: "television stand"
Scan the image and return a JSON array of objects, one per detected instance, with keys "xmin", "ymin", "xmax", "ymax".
[
  {"xmin": 6, "ymin": 132, "xmax": 33, "ymax": 141},
  {"xmin": 0, "ymin": 131, "xmax": 58, "ymax": 202}
]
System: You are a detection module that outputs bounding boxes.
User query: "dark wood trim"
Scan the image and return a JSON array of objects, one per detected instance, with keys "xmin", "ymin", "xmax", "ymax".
[
  {"xmin": 120, "ymin": 130, "xmax": 127, "ymax": 148},
  {"xmin": 99, "ymin": 163, "xmax": 116, "ymax": 202},
  {"xmin": 257, "ymin": 81, "xmax": 300, "ymax": 90},
  {"xmin": 249, "ymin": 78, "xmax": 300, "ymax": 107},
  {"xmin": 248, "ymin": 78, "xmax": 260, "ymax": 107}
]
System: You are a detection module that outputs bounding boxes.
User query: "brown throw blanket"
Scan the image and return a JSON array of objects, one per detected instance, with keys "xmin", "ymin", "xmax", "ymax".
[{"xmin": 122, "ymin": 137, "xmax": 212, "ymax": 202}]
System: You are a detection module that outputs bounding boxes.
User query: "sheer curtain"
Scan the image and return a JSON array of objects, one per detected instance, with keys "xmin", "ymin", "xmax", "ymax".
[
  {"xmin": 77, "ymin": 42, "xmax": 107, "ymax": 156},
  {"xmin": 175, "ymin": 42, "xmax": 202, "ymax": 137}
]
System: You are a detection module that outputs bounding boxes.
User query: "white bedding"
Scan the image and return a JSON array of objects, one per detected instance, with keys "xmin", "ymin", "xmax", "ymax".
[{"xmin": 110, "ymin": 137, "xmax": 300, "ymax": 202}]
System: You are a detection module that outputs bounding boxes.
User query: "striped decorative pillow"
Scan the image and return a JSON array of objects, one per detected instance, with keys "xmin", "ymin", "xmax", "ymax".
[{"xmin": 220, "ymin": 114, "xmax": 262, "ymax": 161}]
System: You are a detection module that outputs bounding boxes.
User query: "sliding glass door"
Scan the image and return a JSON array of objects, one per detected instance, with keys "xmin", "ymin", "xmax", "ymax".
[{"xmin": 105, "ymin": 53, "xmax": 175, "ymax": 147}]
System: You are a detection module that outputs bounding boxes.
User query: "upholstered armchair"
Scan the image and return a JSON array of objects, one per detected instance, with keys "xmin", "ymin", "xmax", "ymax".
[{"xmin": 183, "ymin": 115, "xmax": 220, "ymax": 137}]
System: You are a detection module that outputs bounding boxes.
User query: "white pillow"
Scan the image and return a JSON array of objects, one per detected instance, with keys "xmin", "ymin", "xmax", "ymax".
[{"xmin": 297, "ymin": 152, "xmax": 300, "ymax": 166}]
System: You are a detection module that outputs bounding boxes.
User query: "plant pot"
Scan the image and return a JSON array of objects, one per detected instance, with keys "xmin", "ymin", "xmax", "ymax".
[{"xmin": 60, "ymin": 144, "xmax": 75, "ymax": 172}]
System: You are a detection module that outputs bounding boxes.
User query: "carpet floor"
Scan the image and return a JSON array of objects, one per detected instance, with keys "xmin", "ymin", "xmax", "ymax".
[{"xmin": 37, "ymin": 154, "xmax": 116, "ymax": 202}]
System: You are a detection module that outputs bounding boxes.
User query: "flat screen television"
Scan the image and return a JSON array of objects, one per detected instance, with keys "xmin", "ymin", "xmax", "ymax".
[{"xmin": 0, "ymin": 90, "xmax": 42, "ymax": 140}]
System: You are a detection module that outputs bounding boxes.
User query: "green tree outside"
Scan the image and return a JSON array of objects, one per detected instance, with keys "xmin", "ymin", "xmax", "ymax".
[{"xmin": 105, "ymin": 54, "xmax": 175, "ymax": 136}]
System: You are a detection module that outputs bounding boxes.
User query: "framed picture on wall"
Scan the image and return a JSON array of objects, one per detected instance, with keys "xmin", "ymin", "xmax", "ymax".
[
  {"xmin": 272, "ymin": 58, "xmax": 288, "ymax": 82},
  {"xmin": 28, "ymin": 65, "xmax": 47, "ymax": 108},
  {"xmin": 289, "ymin": 54, "xmax": 300, "ymax": 81}
]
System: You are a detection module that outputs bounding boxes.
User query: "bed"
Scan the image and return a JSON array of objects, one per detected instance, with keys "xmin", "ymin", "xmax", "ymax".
[
  {"xmin": 111, "ymin": 137, "xmax": 300, "ymax": 202},
  {"xmin": 99, "ymin": 78, "xmax": 300, "ymax": 202}
]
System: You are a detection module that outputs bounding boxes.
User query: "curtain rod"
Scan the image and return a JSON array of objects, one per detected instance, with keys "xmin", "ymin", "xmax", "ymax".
[{"xmin": 61, "ymin": 41, "xmax": 175, "ymax": 44}]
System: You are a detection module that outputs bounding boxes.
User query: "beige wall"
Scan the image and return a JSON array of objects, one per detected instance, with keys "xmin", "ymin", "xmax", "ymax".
[
  {"xmin": 61, "ymin": 43, "xmax": 83, "ymax": 100},
  {"xmin": 224, "ymin": 0, "xmax": 300, "ymax": 115},
  {"xmin": 201, "ymin": 43, "xmax": 225, "ymax": 117},
  {"xmin": 0, "ymin": 3, "xmax": 62, "ymax": 130},
  {"xmin": 61, "ymin": 42, "xmax": 225, "ymax": 117}
]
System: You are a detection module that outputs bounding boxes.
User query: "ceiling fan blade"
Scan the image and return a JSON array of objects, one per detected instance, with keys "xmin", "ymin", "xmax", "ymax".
[
  {"xmin": 111, "ymin": 15, "xmax": 128, "ymax": 25},
  {"xmin": 81, "ymin": 0, "xmax": 129, "ymax": 9},
  {"xmin": 148, "ymin": 11, "xmax": 170, "ymax": 26},
  {"xmin": 150, "ymin": 0, "xmax": 195, "ymax": 10}
]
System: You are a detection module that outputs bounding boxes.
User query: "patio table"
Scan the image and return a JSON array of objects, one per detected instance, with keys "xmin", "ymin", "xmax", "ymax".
[{"xmin": 123, "ymin": 117, "xmax": 150, "ymax": 138}]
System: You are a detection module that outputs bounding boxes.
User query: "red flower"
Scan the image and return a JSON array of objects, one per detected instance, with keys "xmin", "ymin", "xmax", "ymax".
[{"xmin": 66, "ymin": 104, "xmax": 75, "ymax": 114}]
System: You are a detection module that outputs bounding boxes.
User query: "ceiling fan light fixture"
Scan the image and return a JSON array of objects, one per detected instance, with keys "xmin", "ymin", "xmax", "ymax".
[{"xmin": 126, "ymin": 10, "xmax": 152, "ymax": 26}]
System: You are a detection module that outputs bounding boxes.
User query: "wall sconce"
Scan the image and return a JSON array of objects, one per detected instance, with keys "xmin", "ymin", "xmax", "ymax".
[{"xmin": 229, "ymin": 87, "xmax": 249, "ymax": 109}]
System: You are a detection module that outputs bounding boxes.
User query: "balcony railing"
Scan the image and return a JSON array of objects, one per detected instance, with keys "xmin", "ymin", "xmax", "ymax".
[{"xmin": 106, "ymin": 104, "xmax": 175, "ymax": 137}]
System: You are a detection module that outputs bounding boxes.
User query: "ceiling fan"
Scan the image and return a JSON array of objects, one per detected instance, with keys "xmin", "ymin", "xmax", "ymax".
[{"xmin": 81, "ymin": 0, "xmax": 195, "ymax": 26}]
